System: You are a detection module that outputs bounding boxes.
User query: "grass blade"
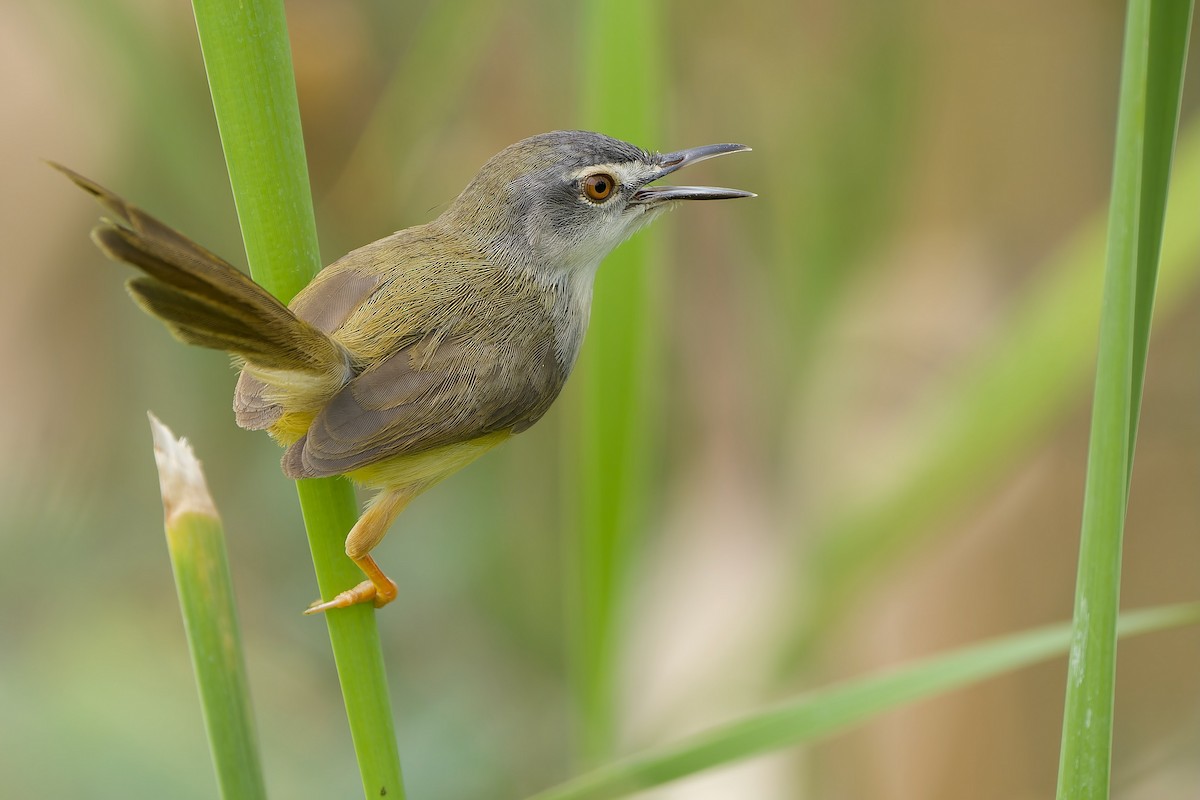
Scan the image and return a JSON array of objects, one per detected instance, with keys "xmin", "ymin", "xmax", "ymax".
[
  {"xmin": 189, "ymin": 1, "xmax": 404, "ymax": 797},
  {"xmin": 567, "ymin": 0, "xmax": 663, "ymax": 765},
  {"xmin": 1125, "ymin": 0, "xmax": 1195, "ymax": 472},
  {"xmin": 1056, "ymin": 2, "xmax": 1193, "ymax": 797},
  {"xmin": 528, "ymin": 603, "xmax": 1200, "ymax": 800},
  {"xmin": 150, "ymin": 414, "xmax": 266, "ymax": 800}
]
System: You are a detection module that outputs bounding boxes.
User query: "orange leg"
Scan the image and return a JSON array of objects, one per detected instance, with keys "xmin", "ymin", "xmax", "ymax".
[{"xmin": 303, "ymin": 487, "xmax": 413, "ymax": 615}]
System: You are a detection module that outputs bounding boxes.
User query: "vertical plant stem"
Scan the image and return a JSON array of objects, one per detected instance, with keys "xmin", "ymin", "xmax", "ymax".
[
  {"xmin": 568, "ymin": 0, "xmax": 663, "ymax": 766},
  {"xmin": 1056, "ymin": 1, "xmax": 1192, "ymax": 797},
  {"xmin": 188, "ymin": 1, "xmax": 404, "ymax": 797},
  {"xmin": 151, "ymin": 414, "xmax": 267, "ymax": 800}
]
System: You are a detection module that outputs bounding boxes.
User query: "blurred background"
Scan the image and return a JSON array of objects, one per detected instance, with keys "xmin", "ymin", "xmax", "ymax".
[{"xmin": 3, "ymin": 1, "xmax": 1200, "ymax": 797}]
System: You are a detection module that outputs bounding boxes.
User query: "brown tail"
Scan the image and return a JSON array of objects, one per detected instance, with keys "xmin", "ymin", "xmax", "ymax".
[{"xmin": 53, "ymin": 162, "xmax": 346, "ymax": 379}]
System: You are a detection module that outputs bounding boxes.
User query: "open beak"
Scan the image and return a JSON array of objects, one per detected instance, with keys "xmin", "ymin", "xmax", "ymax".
[{"xmin": 630, "ymin": 143, "xmax": 755, "ymax": 205}]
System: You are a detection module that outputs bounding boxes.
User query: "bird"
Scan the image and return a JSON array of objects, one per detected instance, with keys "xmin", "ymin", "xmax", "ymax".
[{"xmin": 56, "ymin": 130, "xmax": 753, "ymax": 614}]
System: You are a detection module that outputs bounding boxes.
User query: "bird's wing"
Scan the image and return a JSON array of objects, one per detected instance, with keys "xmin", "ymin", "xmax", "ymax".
[
  {"xmin": 281, "ymin": 332, "xmax": 563, "ymax": 479},
  {"xmin": 288, "ymin": 265, "xmax": 385, "ymax": 335},
  {"xmin": 233, "ymin": 264, "xmax": 384, "ymax": 430}
]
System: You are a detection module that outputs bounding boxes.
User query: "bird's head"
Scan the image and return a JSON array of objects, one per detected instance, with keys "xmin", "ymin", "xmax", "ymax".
[{"xmin": 442, "ymin": 130, "xmax": 753, "ymax": 282}]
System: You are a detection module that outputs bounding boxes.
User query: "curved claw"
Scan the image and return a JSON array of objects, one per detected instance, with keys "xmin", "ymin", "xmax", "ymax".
[
  {"xmin": 303, "ymin": 571, "xmax": 399, "ymax": 615},
  {"xmin": 304, "ymin": 580, "xmax": 376, "ymax": 615}
]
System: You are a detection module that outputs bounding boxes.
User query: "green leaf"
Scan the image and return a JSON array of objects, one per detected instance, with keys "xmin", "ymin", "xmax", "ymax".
[
  {"xmin": 529, "ymin": 603, "xmax": 1200, "ymax": 800},
  {"xmin": 1056, "ymin": 2, "xmax": 1193, "ymax": 798},
  {"xmin": 1126, "ymin": 0, "xmax": 1194, "ymax": 470}
]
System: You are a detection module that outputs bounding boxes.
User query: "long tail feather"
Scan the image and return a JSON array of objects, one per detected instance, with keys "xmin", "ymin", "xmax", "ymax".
[{"xmin": 54, "ymin": 162, "xmax": 346, "ymax": 378}]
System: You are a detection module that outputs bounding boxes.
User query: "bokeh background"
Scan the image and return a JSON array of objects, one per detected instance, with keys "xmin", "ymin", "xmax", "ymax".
[{"xmin": 3, "ymin": 1, "xmax": 1200, "ymax": 798}]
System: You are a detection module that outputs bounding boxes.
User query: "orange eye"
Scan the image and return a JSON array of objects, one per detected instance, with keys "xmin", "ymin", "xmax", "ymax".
[{"xmin": 583, "ymin": 173, "xmax": 616, "ymax": 202}]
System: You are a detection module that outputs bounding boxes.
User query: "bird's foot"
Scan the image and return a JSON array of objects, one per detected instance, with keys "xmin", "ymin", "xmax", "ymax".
[{"xmin": 304, "ymin": 574, "xmax": 399, "ymax": 615}]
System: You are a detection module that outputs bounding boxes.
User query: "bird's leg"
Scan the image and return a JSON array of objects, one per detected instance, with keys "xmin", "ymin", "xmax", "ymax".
[{"xmin": 304, "ymin": 486, "xmax": 415, "ymax": 615}]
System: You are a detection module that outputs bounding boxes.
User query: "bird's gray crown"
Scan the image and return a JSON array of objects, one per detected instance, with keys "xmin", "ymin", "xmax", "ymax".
[{"xmin": 507, "ymin": 130, "xmax": 651, "ymax": 170}]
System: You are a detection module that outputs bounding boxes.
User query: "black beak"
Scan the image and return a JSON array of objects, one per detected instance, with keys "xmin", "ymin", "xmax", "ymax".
[{"xmin": 630, "ymin": 143, "xmax": 755, "ymax": 204}]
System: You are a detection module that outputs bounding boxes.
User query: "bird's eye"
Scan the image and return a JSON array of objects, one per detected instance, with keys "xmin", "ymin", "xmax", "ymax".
[{"xmin": 582, "ymin": 173, "xmax": 617, "ymax": 203}]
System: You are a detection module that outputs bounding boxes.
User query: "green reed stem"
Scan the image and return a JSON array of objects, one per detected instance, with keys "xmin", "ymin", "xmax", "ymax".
[
  {"xmin": 151, "ymin": 414, "xmax": 267, "ymax": 800},
  {"xmin": 189, "ymin": 1, "xmax": 404, "ymax": 797}
]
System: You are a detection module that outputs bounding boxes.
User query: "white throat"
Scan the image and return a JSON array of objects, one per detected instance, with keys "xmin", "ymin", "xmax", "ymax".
[{"xmin": 548, "ymin": 255, "xmax": 601, "ymax": 371}]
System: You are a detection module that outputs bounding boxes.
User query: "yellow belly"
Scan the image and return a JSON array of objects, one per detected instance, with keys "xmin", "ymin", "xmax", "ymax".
[{"xmin": 345, "ymin": 430, "xmax": 511, "ymax": 492}]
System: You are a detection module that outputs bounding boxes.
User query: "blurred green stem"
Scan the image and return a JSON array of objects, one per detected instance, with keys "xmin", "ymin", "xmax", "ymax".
[
  {"xmin": 323, "ymin": 0, "xmax": 501, "ymax": 233},
  {"xmin": 568, "ymin": 0, "xmax": 663, "ymax": 766},
  {"xmin": 189, "ymin": 1, "xmax": 405, "ymax": 797}
]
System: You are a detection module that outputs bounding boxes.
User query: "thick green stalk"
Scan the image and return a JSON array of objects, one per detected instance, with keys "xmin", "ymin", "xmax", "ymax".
[
  {"xmin": 1056, "ymin": 1, "xmax": 1192, "ymax": 797},
  {"xmin": 568, "ymin": 0, "xmax": 663, "ymax": 766},
  {"xmin": 188, "ymin": 1, "xmax": 404, "ymax": 797},
  {"xmin": 529, "ymin": 603, "xmax": 1200, "ymax": 800},
  {"xmin": 150, "ymin": 414, "xmax": 266, "ymax": 800}
]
